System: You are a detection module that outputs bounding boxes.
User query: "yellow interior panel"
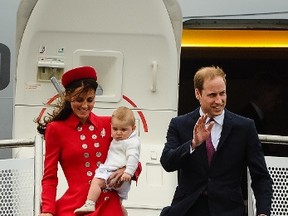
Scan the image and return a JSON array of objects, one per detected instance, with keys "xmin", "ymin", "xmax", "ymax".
[{"xmin": 182, "ymin": 29, "xmax": 288, "ymax": 48}]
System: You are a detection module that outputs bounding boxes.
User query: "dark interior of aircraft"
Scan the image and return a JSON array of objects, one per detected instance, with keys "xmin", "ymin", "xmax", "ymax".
[{"xmin": 179, "ymin": 47, "xmax": 288, "ymax": 156}]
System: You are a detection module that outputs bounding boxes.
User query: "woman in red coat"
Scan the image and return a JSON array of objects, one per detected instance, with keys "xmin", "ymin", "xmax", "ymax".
[{"xmin": 37, "ymin": 66, "xmax": 139, "ymax": 216}]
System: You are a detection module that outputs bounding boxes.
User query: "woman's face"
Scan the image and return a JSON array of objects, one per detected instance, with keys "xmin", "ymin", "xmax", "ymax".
[{"xmin": 70, "ymin": 87, "xmax": 95, "ymax": 123}]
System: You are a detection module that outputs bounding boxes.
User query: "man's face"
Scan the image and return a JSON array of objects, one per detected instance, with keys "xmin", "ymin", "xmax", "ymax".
[{"xmin": 195, "ymin": 76, "xmax": 227, "ymax": 118}]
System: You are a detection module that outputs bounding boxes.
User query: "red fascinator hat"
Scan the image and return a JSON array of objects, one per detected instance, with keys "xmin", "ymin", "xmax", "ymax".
[{"xmin": 61, "ymin": 66, "xmax": 97, "ymax": 88}]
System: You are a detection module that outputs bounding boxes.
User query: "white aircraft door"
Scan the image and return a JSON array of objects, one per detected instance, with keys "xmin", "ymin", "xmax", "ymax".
[{"xmin": 14, "ymin": 0, "xmax": 182, "ymax": 215}]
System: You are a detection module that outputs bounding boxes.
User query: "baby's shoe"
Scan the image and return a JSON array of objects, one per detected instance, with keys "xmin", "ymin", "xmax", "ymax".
[{"xmin": 74, "ymin": 201, "xmax": 95, "ymax": 215}]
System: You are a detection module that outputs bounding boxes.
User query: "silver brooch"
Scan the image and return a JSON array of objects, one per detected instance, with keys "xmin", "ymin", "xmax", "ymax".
[{"xmin": 100, "ymin": 128, "xmax": 106, "ymax": 138}]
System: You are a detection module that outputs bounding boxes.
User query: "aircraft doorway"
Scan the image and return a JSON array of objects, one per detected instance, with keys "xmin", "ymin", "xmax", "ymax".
[{"xmin": 179, "ymin": 47, "xmax": 288, "ymax": 156}]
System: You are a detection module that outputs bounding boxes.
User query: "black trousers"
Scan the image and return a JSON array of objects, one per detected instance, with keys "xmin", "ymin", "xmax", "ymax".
[{"xmin": 184, "ymin": 195, "xmax": 247, "ymax": 216}]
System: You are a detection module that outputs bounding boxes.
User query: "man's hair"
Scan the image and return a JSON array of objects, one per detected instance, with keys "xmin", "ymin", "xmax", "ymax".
[{"xmin": 194, "ymin": 66, "xmax": 226, "ymax": 92}]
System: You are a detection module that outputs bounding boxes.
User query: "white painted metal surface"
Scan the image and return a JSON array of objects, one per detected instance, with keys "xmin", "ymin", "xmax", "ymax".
[
  {"xmin": 0, "ymin": 135, "xmax": 43, "ymax": 216},
  {"xmin": 248, "ymin": 155, "xmax": 288, "ymax": 216}
]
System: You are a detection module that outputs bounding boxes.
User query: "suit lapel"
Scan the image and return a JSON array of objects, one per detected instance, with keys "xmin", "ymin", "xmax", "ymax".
[
  {"xmin": 191, "ymin": 110, "xmax": 200, "ymax": 127},
  {"xmin": 217, "ymin": 110, "xmax": 233, "ymax": 151},
  {"xmin": 210, "ymin": 111, "xmax": 233, "ymax": 167},
  {"xmin": 190, "ymin": 109, "xmax": 209, "ymax": 166}
]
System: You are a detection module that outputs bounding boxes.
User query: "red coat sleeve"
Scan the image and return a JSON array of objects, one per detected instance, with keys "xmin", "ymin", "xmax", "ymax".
[{"xmin": 41, "ymin": 123, "xmax": 60, "ymax": 214}]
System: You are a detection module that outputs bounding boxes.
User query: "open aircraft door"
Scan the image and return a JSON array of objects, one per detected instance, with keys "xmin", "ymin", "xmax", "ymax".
[{"xmin": 14, "ymin": 0, "xmax": 182, "ymax": 215}]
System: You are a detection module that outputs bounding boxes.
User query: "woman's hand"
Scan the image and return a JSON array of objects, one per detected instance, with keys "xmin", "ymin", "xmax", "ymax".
[{"xmin": 107, "ymin": 167, "xmax": 125, "ymax": 188}]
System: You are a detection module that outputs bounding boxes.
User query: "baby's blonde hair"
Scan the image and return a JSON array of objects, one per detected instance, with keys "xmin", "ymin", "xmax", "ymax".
[{"xmin": 112, "ymin": 106, "xmax": 135, "ymax": 126}]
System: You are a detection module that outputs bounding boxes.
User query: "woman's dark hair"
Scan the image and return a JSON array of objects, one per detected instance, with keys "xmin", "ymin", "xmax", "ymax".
[{"xmin": 36, "ymin": 78, "xmax": 98, "ymax": 135}]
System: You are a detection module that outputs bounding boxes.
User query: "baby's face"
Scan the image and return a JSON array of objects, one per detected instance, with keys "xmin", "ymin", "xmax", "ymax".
[{"xmin": 111, "ymin": 118, "xmax": 134, "ymax": 141}]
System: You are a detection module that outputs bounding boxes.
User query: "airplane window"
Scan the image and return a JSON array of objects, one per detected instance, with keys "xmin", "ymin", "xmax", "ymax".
[{"xmin": 0, "ymin": 43, "xmax": 11, "ymax": 91}]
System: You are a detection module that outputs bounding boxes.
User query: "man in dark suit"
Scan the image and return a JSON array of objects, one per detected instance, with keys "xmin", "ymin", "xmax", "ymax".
[{"xmin": 160, "ymin": 66, "xmax": 273, "ymax": 216}]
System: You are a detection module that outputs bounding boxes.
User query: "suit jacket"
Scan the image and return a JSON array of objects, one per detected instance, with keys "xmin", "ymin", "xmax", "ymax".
[{"xmin": 160, "ymin": 108, "xmax": 273, "ymax": 216}]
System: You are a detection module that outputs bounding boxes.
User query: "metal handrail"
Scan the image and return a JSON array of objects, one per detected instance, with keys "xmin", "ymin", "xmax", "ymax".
[
  {"xmin": 259, "ymin": 134, "xmax": 288, "ymax": 145},
  {"xmin": 0, "ymin": 138, "xmax": 35, "ymax": 148},
  {"xmin": 0, "ymin": 134, "xmax": 43, "ymax": 216},
  {"xmin": 248, "ymin": 134, "xmax": 288, "ymax": 216}
]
